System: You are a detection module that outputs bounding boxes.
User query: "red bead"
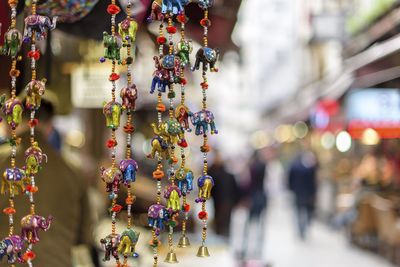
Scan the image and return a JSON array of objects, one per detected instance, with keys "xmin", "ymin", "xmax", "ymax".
[
  {"xmin": 200, "ymin": 18, "xmax": 211, "ymax": 27},
  {"xmin": 166, "ymin": 26, "xmax": 177, "ymax": 34},
  {"xmin": 28, "ymin": 50, "xmax": 40, "ymax": 61},
  {"xmin": 184, "ymin": 204, "xmax": 190, "ymax": 212},
  {"xmin": 178, "ymin": 139, "xmax": 188, "ymax": 148},
  {"xmin": 181, "ymin": 78, "xmax": 187, "ymax": 85},
  {"xmin": 28, "ymin": 119, "xmax": 39, "ymax": 128},
  {"xmin": 107, "ymin": 4, "xmax": 121, "ymax": 15},
  {"xmin": 111, "ymin": 204, "xmax": 123, "ymax": 212},
  {"xmin": 109, "ymin": 72, "xmax": 120, "ymax": 81},
  {"xmin": 200, "ymin": 82, "xmax": 208, "ymax": 89},
  {"xmin": 106, "ymin": 139, "xmax": 117, "ymax": 148},
  {"xmin": 26, "ymin": 185, "xmax": 39, "ymax": 193},
  {"xmin": 123, "ymin": 124, "xmax": 135, "ymax": 134},
  {"xmin": 3, "ymin": 207, "xmax": 16, "ymax": 215},
  {"xmin": 177, "ymin": 14, "xmax": 187, "ymax": 23},
  {"xmin": 156, "ymin": 36, "xmax": 167, "ymax": 45},
  {"xmin": 23, "ymin": 251, "xmax": 36, "ymax": 261},
  {"xmin": 198, "ymin": 211, "xmax": 208, "ymax": 220}
]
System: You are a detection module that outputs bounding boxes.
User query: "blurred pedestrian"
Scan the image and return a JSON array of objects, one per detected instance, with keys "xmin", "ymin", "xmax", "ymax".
[
  {"xmin": 288, "ymin": 149, "xmax": 318, "ymax": 240},
  {"xmin": 209, "ymin": 150, "xmax": 239, "ymax": 237}
]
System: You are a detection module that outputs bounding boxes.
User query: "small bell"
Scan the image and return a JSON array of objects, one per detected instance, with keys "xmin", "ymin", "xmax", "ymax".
[
  {"xmin": 164, "ymin": 251, "xmax": 179, "ymax": 263},
  {"xmin": 178, "ymin": 235, "xmax": 190, "ymax": 248},
  {"xmin": 196, "ymin": 245, "xmax": 210, "ymax": 257}
]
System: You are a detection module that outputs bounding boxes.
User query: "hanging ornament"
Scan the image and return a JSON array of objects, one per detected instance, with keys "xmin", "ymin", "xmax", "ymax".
[{"xmin": 191, "ymin": 0, "xmax": 219, "ymax": 258}]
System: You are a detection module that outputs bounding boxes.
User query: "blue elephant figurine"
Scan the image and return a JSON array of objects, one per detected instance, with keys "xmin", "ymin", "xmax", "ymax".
[
  {"xmin": 189, "ymin": 109, "xmax": 218, "ymax": 135},
  {"xmin": 161, "ymin": 0, "xmax": 188, "ymax": 15},
  {"xmin": 0, "ymin": 235, "xmax": 24, "ymax": 264},
  {"xmin": 148, "ymin": 204, "xmax": 169, "ymax": 231},
  {"xmin": 119, "ymin": 159, "xmax": 138, "ymax": 185},
  {"xmin": 196, "ymin": 0, "xmax": 214, "ymax": 9},
  {"xmin": 176, "ymin": 167, "xmax": 193, "ymax": 195}
]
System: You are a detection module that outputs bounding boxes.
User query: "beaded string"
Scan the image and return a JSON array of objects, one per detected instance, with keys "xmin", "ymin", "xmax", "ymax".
[
  {"xmin": 192, "ymin": 1, "xmax": 219, "ymax": 257},
  {"xmin": 99, "ymin": 0, "xmax": 123, "ymax": 265},
  {"xmin": 118, "ymin": 0, "xmax": 140, "ymax": 266},
  {"xmin": 21, "ymin": 0, "xmax": 55, "ymax": 265},
  {"xmin": 0, "ymin": 0, "xmax": 25, "ymax": 266}
]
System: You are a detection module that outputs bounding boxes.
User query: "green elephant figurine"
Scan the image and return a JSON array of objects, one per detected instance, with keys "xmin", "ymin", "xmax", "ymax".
[
  {"xmin": 1, "ymin": 28, "xmax": 22, "ymax": 58},
  {"xmin": 176, "ymin": 40, "xmax": 193, "ymax": 67},
  {"xmin": 118, "ymin": 18, "xmax": 138, "ymax": 46},
  {"xmin": 117, "ymin": 229, "xmax": 140, "ymax": 257},
  {"xmin": 151, "ymin": 118, "xmax": 181, "ymax": 145},
  {"xmin": 164, "ymin": 185, "xmax": 182, "ymax": 212},
  {"xmin": 103, "ymin": 101, "xmax": 122, "ymax": 129},
  {"xmin": 103, "ymin": 31, "xmax": 121, "ymax": 62},
  {"xmin": 2, "ymin": 98, "xmax": 23, "ymax": 128},
  {"xmin": 25, "ymin": 142, "xmax": 47, "ymax": 176}
]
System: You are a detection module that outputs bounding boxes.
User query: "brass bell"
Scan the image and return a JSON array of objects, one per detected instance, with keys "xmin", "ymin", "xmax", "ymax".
[
  {"xmin": 164, "ymin": 251, "xmax": 179, "ymax": 263},
  {"xmin": 196, "ymin": 245, "xmax": 210, "ymax": 257},
  {"xmin": 178, "ymin": 236, "xmax": 190, "ymax": 248}
]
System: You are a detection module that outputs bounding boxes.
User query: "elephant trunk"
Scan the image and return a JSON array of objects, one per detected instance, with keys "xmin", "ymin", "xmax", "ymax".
[
  {"xmin": 51, "ymin": 16, "xmax": 58, "ymax": 30},
  {"xmin": 44, "ymin": 215, "xmax": 53, "ymax": 230}
]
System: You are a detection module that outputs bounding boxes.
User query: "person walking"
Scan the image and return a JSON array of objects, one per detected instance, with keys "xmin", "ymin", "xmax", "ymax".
[{"xmin": 288, "ymin": 150, "xmax": 318, "ymax": 240}]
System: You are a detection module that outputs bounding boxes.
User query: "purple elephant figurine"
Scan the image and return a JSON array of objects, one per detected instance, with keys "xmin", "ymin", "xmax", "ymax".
[
  {"xmin": 119, "ymin": 159, "xmax": 138, "ymax": 185},
  {"xmin": 100, "ymin": 233, "xmax": 120, "ymax": 262},
  {"xmin": 120, "ymin": 84, "xmax": 138, "ymax": 111},
  {"xmin": 23, "ymin": 14, "xmax": 58, "ymax": 41},
  {"xmin": 21, "ymin": 214, "xmax": 53, "ymax": 243},
  {"xmin": 0, "ymin": 235, "xmax": 25, "ymax": 264},
  {"xmin": 189, "ymin": 109, "xmax": 218, "ymax": 135},
  {"xmin": 147, "ymin": 204, "xmax": 169, "ymax": 232}
]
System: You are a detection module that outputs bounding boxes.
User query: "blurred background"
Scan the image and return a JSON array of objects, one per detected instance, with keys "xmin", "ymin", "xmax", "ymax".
[{"xmin": 2, "ymin": 0, "xmax": 400, "ymax": 267}]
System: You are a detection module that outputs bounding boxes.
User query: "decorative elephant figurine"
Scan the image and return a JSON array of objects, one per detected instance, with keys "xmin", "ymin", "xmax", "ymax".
[
  {"xmin": 148, "ymin": 0, "xmax": 164, "ymax": 22},
  {"xmin": 148, "ymin": 204, "xmax": 169, "ymax": 231},
  {"xmin": 161, "ymin": 0, "xmax": 188, "ymax": 15},
  {"xmin": 102, "ymin": 31, "xmax": 121, "ymax": 62},
  {"xmin": 164, "ymin": 185, "xmax": 182, "ymax": 212},
  {"xmin": 176, "ymin": 40, "xmax": 193, "ymax": 67},
  {"xmin": 117, "ymin": 229, "xmax": 140, "ymax": 257},
  {"xmin": 162, "ymin": 54, "xmax": 181, "ymax": 83},
  {"xmin": 118, "ymin": 18, "xmax": 138, "ymax": 46},
  {"xmin": 175, "ymin": 104, "xmax": 191, "ymax": 132},
  {"xmin": 148, "ymin": 135, "xmax": 170, "ymax": 160},
  {"xmin": 24, "ymin": 142, "xmax": 47, "ymax": 176},
  {"xmin": 0, "ymin": 235, "xmax": 25, "ymax": 264},
  {"xmin": 100, "ymin": 167, "xmax": 122, "ymax": 194},
  {"xmin": 150, "ymin": 56, "xmax": 171, "ymax": 94},
  {"xmin": 176, "ymin": 167, "xmax": 193, "ymax": 195},
  {"xmin": 165, "ymin": 118, "xmax": 181, "ymax": 144},
  {"xmin": 100, "ymin": 233, "xmax": 120, "ymax": 262},
  {"xmin": 195, "ymin": 0, "xmax": 214, "ymax": 9},
  {"xmin": 25, "ymin": 79, "xmax": 46, "ymax": 110},
  {"xmin": 192, "ymin": 47, "xmax": 219, "ymax": 72},
  {"xmin": 190, "ymin": 109, "xmax": 218, "ymax": 135},
  {"xmin": 119, "ymin": 159, "xmax": 138, "ymax": 185},
  {"xmin": 197, "ymin": 174, "xmax": 214, "ymax": 200},
  {"xmin": 23, "ymin": 14, "xmax": 57, "ymax": 41},
  {"xmin": 103, "ymin": 100, "xmax": 122, "ymax": 129},
  {"xmin": 2, "ymin": 98, "xmax": 23, "ymax": 128},
  {"xmin": 21, "ymin": 215, "xmax": 53, "ymax": 243},
  {"xmin": 120, "ymin": 84, "xmax": 138, "ymax": 111},
  {"xmin": 1, "ymin": 28, "xmax": 22, "ymax": 58},
  {"xmin": 1, "ymin": 168, "xmax": 27, "ymax": 195}
]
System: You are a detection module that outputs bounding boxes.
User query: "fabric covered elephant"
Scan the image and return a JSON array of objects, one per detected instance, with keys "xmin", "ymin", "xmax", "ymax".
[
  {"xmin": 189, "ymin": 109, "xmax": 218, "ymax": 135},
  {"xmin": 24, "ymin": 142, "xmax": 47, "ymax": 176},
  {"xmin": 21, "ymin": 215, "xmax": 53, "ymax": 243},
  {"xmin": 0, "ymin": 235, "xmax": 25, "ymax": 264},
  {"xmin": 120, "ymin": 84, "xmax": 138, "ymax": 111},
  {"xmin": 23, "ymin": 14, "xmax": 57, "ymax": 41},
  {"xmin": 192, "ymin": 47, "xmax": 219, "ymax": 72},
  {"xmin": 150, "ymin": 56, "xmax": 171, "ymax": 94},
  {"xmin": 1, "ymin": 28, "xmax": 22, "ymax": 58},
  {"xmin": 176, "ymin": 167, "xmax": 193, "ymax": 195},
  {"xmin": 164, "ymin": 185, "xmax": 182, "ymax": 212},
  {"xmin": 175, "ymin": 104, "xmax": 191, "ymax": 132},
  {"xmin": 25, "ymin": 79, "xmax": 46, "ymax": 110},
  {"xmin": 117, "ymin": 229, "xmax": 140, "ymax": 257},
  {"xmin": 161, "ymin": 0, "xmax": 188, "ymax": 15},
  {"xmin": 148, "ymin": 0, "xmax": 164, "ymax": 22},
  {"xmin": 103, "ymin": 100, "xmax": 122, "ymax": 129},
  {"xmin": 100, "ymin": 233, "xmax": 120, "ymax": 262},
  {"xmin": 176, "ymin": 40, "xmax": 193, "ymax": 67},
  {"xmin": 100, "ymin": 167, "xmax": 122, "ymax": 194},
  {"xmin": 1, "ymin": 168, "xmax": 27, "ymax": 195},
  {"xmin": 195, "ymin": 0, "xmax": 214, "ymax": 9},
  {"xmin": 161, "ymin": 54, "xmax": 181, "ymax": 83},
  {"xmin": 119, "ymin": 159, "xmax": 138, "ymax": 185},
  {"xmin": 151, "ymin": 121, "xmax": 180, "ymax": 145},
  {"xmin": 148, "ymin": 204, "xmax": 169, "ymax": 231},
  {"xmin": 148, "ymin": 135, "xmax": 170, "ymax": 160},
  {"xmin": 118, "ymin": 18, "xmax": 138, "ymax": 46},
  {"xmin": 2, "ymin": 98, "xmax": 23, "ymax": 128},
  {"xmin": 102, "ymin": 31, "xmax": 121, "ymax": 61},
  {"xmin": 197, "ymin": 175, "xmax": 214, "ymax": 200}
]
